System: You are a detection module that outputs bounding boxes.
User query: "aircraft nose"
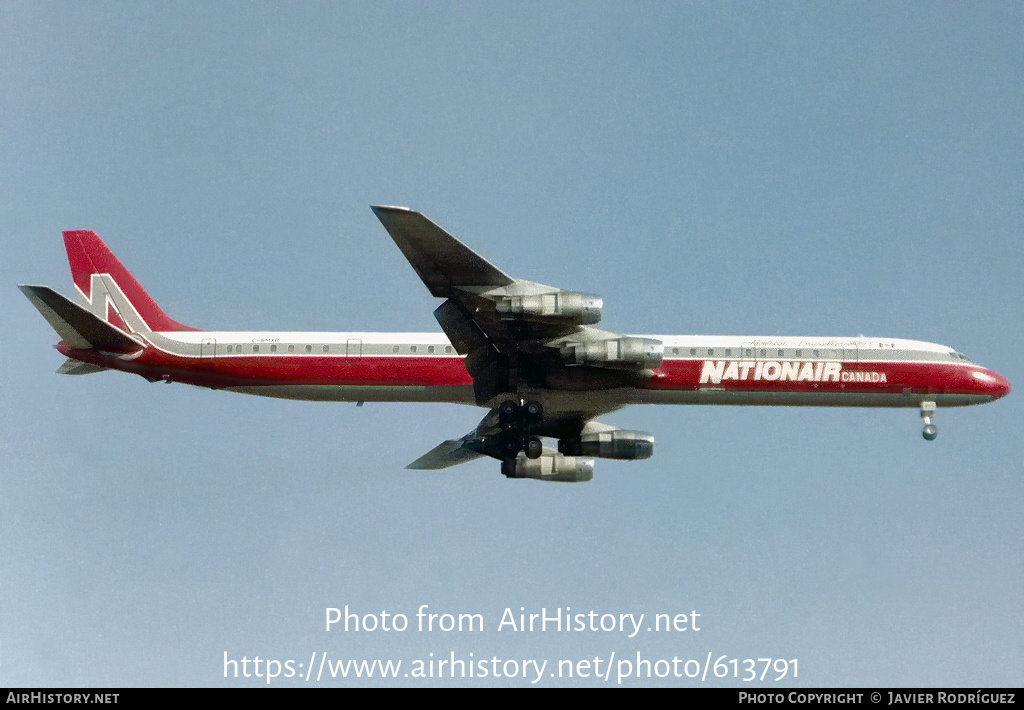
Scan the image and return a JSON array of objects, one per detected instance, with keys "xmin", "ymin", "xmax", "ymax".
[{"xmin": 972, "ymin": 368, "xmax": 1011, "ymax": 399}]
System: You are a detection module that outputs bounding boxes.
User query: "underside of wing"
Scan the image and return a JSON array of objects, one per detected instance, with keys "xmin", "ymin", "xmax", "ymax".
[
  {"xmin": 371, "ymin": 205, "xmax": 514, "ymax": 297},
  {"xmin": 406, "ymin": 435, "xmax": 485, "ymax": 470}
]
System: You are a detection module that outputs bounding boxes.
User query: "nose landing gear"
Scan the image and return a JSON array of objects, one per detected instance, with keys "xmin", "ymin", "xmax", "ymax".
[{"xmin": 920, "ymin": 401, "xmax": 937, "ymax": 441}]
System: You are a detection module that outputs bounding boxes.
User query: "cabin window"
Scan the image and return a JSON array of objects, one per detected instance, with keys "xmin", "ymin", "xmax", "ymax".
[
  {"xmin": 322, "ymin": 345, "xmax": 329, "ymax": 353},
  {"xmin": 707, "ymin": 349, "xmax": 714, "ymax": 356},
  {"xmin": 795, "ymin": 350, "xmax": 802, "ymax": 357},
  {"xmin": 226, "ymin": 345, "xmax": 232, "ymax": 353},
  {"xmin": 253, "ymin": 345, "xmax": 259, "ymax": 352},
  {"xmin": 288, "ymin": 345, "xmax": 294, "ymax": 353},
  {"xmin": 812, "ymin": 349, "xmax": 820, "ymax": 357},
  {"xmin": 689, "ymin": 348, "xmax": 696, "ymax": 356},
  {"xmin": 724, "ymin": 348, "xmax": 731, "ymax": 357},
  {"xmin": 672, "ymin": 348, "xmax": 679, "ymax": 355},
  {"xmin": 778, "ymin": 349, "xmax": 784, "ymax": 357},
  {"xmin": 270, "ymin": 344, "xmax": 277, "ymax": 353},
  {"xmin": 393, "ymin": 345, "xmax": 400, "ymax": 353},
  {"xmin": 428, "ymin": 345, "xmax": 435, "ymax": 354},
  {"xmin": 446, "ymin": 346, "xmax": 453, "ymax": 353},
  {"xmin": 305, "ymin": 345, "xmax": 312, "ymax": 353}
]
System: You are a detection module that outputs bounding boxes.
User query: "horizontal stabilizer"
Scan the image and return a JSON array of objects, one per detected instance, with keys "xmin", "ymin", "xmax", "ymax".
[
  {"xmin": 19, "ymin": 285, "xmax": 142, "ymax": 352},
  {"xmin": 56, "ymin": 358, "xmax": 109, "ymax": 375},
  {"xmin": 371, "ymin": 205, "xmax": 514, "ymax": 297},
  {"xmin": 406, "ymin": 435, "xmax": 484, "ymax": 470}
]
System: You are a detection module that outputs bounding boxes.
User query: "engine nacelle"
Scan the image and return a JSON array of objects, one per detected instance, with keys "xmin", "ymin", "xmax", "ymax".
[
  {"xmin": 578, "ymin": 430, "xmax": 654, "ymax": 460},
  {"xmin": 511, "ymin": 453, "xmax": 594, "ymax": 482},
  {"xmin": 495, "ymin": 292, "xmax": 602, "ymax": 326},
  {"xmin": 560, "ymin": 337, "xmax": 663, "ymax": 370}
]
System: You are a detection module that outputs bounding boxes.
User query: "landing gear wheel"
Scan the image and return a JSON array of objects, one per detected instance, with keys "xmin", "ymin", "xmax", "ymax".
[
  {"xmin": 524, "ymin": 436, "xmax": 543, "ymax": 459},
  {"xmin": 919, "ymin": 401, "xmax": 937, "ymax": 442},
  {"xmin": 498, "ymin": 399, "xmax": 520, "ymax": 423},
  {"xmin": 525, "ymin": 400, "xmax": 543, "ymax": 420}
]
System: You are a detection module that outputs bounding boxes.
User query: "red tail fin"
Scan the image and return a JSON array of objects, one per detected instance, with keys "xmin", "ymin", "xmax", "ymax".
[{"xmin": 62, "ymin": 230, "xmax": 198, "ymax": 332}]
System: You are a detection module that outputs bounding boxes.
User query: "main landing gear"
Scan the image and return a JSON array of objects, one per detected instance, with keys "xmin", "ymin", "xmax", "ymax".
[
  {"xmin": 497, "ymin": 399, "xmax": 545, "ymax": 476},
  {"xmin": 920, "ymin": 401, "xmax": 937, "ymax": 441}
]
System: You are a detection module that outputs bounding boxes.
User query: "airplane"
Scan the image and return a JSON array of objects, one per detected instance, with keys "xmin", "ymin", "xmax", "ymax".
[{"xmin": 20, "ymin": 206, "xmax": 1011, "ymax": 482}]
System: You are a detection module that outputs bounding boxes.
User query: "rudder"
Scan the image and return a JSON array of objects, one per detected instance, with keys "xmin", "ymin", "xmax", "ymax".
[{"xmin": 63, "ymin": 230, "xmax": 197, "ymax": 333}]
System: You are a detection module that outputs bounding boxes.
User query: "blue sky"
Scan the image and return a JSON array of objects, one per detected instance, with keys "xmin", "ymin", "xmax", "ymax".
[{"xmin": 2, "ymin": 2, "xmax": 1021, "ymax": 687}]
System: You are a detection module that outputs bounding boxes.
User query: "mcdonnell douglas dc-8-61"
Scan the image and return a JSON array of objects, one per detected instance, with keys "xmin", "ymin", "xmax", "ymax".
[{"xmin": 20, "ymin": 206, "xmax": 1011, "ymax": 482}]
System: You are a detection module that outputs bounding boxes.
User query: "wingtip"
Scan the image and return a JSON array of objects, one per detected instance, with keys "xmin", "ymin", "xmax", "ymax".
[
  {"xmin": 404, "ymin": 458, "xmax": 435, "ymax": 470},
  {"xmin": 371, "ymin": 204, "xmax": 414, "ymax": 215}
]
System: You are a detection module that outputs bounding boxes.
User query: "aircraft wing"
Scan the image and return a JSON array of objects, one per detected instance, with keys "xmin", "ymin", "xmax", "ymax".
[
  {"xmin": 405, "ymin": 409, "xmax": 603, "ymax": 483},
  {"xmin": 370, "ymin": 206, "xmax": 514, "ymax": 297},
  {"xmin": 372, "ymin": 206, "xmax": 662, "ymax": 406},
  {"xmin": 372, "ymin": 206, "xmax": 658, "ymax": 481},
  {"xmin": 406, "ymin": 433, "xmax": 485, "ymax": 470}
]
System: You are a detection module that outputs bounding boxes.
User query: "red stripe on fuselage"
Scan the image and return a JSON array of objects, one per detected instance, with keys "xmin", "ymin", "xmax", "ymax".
[
  {"xmin": 62, "ymin": 344, "xmax": 474, "ymax": 389},
  {"xmin": 647, "ymin": 359, "xmax": 1008, "ymax": 398}
]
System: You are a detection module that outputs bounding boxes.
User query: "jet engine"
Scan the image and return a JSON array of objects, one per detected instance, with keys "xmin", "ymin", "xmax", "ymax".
[
  {"xmin": 560, "ymin": 337, "xmax": 663, "ymax": 369},
  {"xmin": 559, "ymin": 430, "xmax": 654, "ymax": 460},
  {"xmin": 504, "ymin": 452, "xmax": 594, "ymax": 482},
  {"xmin": 579, "ymin": 429, "xmax": 654, "ymax": 459},
  {"xmin": 495, "ymin": 292, "xmax": 602, "ymax": 326}
]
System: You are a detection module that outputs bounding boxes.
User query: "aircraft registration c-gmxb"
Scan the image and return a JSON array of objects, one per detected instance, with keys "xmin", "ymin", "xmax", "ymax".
[{"xmin": 21, "ymin": 206, "xmax": 1011, "ymax": 482}]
